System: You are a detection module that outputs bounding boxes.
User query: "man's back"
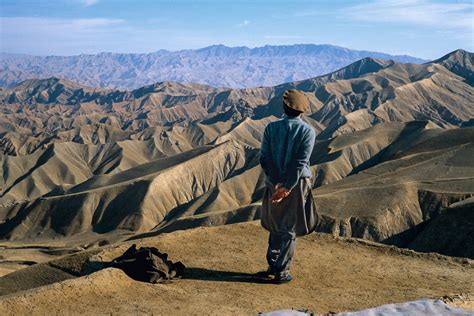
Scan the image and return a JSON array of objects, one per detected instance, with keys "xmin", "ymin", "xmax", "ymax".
[{"xmin": 260, "ymin": 116, "xmax": 316, "ymax": 190}]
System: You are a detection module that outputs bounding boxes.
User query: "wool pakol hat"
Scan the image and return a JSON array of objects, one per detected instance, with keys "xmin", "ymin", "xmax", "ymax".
[{"xmin": 282, "ymin": 89, "xmax": 309, "ymax": 113}]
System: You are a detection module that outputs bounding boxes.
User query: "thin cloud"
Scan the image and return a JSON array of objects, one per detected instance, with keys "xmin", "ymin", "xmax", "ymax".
[
  {"xmin": 236, "ymin": 20, "xmax": 251, "ymax": 28},
  {"xmin": 292, "ymin": 10, "xmax": 330, "ymax": 18},
  {"xmin": 342, "ymin": 0, "xmax": 473, "ymax": 30},
  {"xmin": 1, "ymin": 17, "xmax": 124, "ymax": 30},
  {"xmin": 264, "ymin": 35, "xmax": 304, "ymax": 39},
  {"xmin": 0, "ymin": 17, "xmax": 127, "ymax": 55},
  {"xmin": 82, "ymin": 0, "xmax": 99, "ymax": 6},
  {"xmin": 71, "ymin": 18, "xmax": 124, "ymax": 28}
]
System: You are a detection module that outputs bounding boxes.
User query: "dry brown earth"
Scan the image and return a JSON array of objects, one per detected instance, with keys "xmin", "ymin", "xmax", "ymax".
[{"xmin": 0, "ymin": 222, "xmax": 472, "ymax": 315}]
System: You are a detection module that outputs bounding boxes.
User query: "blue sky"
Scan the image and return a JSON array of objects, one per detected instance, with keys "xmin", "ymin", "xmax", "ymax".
[{"xmin": 0, "ymin": 0, "xmax": 472, "ymax": 59}]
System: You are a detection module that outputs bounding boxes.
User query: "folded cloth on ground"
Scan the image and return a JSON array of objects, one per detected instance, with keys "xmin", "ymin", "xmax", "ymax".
[
  {"xmin": 111, "ymin": 244, "xmax": 185, "ymax": 283},
  {"xmin": 260, "ymin": 299, "xmax": 473, "ymax": 316},
  {"xmin": 338, "ymin": 299, "xmax": 473, "ymax": 316}
]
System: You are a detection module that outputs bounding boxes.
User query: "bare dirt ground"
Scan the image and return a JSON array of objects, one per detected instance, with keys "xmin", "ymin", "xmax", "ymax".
[{"xmin": 0, "ymin": 221, "xmax": 472, "ymax": 315}]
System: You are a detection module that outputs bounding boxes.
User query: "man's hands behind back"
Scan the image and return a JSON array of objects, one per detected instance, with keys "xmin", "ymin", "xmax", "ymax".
[{"xmin": 271, "ymin": 183, "xmax": 290, "ymax": 203}]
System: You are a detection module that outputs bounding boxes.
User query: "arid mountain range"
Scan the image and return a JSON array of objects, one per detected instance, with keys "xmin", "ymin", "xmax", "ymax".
[
  {"xmin": 0, "ymin": 48, "xmax": 472, "ymax": 263},
  {"xmin": 0, "ymin": 44, "xmax": 427, "ymax": 89}
]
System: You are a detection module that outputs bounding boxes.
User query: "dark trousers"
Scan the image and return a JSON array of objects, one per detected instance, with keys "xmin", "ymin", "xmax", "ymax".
[{"xmin": 266, "ymin": 231, "xmax": 296, "ymax": 274}]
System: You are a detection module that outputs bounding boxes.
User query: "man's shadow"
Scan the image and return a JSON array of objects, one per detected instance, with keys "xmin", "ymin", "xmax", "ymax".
[
  {"xmin": 82, "ymin": 260, "xmax": 272, "ymax": 284},
  {"xmin": 182, "ymin": 267, "xmax": 272, "ymax": 284}
]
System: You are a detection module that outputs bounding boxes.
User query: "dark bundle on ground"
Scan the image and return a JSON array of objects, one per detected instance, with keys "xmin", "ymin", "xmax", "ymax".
[{"xmin": 111, "ymin": 244, "xmax": 186, "ymax": 283}]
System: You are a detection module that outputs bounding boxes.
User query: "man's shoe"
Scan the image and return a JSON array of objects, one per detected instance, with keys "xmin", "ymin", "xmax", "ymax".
[
  {"xmin": 254, "ymin": 268, "xmax": 274, "ymax": 278},
  {"xmin": 273, "ymin": 271, "xmax": 293, "ymax": 284}
]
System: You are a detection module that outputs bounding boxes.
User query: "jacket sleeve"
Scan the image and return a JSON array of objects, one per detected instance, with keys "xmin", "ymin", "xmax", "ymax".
[
  {"xmin": 284, "ymin": 127, "xmax": 316, "ymax": 191},
  {"xmin": 259, "ymin": 125, "xmax": 272, "ymax": 177}
]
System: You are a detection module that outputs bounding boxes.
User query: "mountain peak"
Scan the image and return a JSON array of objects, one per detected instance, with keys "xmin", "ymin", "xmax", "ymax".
[
  {"xmin": 13, "ymin": 77, "xmax": 93, "ymax": 92},
  {"xmin": 357, "ymin": 56, "xmax": 392, "ymax": 65},
  {"xmin": 433, "ymin": 49, "xmax": 473, "ymax": 63},
  {"xmin": 323, "ymin": 56, "xmax": 393, "ymax": 80},
  {"xmin": 432, "ymin": 49, "xmax": 474, "ymax": 85}
]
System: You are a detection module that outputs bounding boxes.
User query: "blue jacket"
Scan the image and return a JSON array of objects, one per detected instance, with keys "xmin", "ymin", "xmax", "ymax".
[{"xmin": 260, "ymin": 116, "xmax": 316, "ymax": 190}]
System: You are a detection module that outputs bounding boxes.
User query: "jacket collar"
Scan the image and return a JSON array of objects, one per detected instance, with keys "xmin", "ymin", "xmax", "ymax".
[{"xmin": 284, "ymin": 115, "xmax": 302, "ymax": 121}]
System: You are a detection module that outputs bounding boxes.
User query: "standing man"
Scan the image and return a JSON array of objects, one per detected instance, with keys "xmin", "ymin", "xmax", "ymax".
[{"xmin": 259, "ymin": 89, "xmax": 317, "ymax": 284}]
